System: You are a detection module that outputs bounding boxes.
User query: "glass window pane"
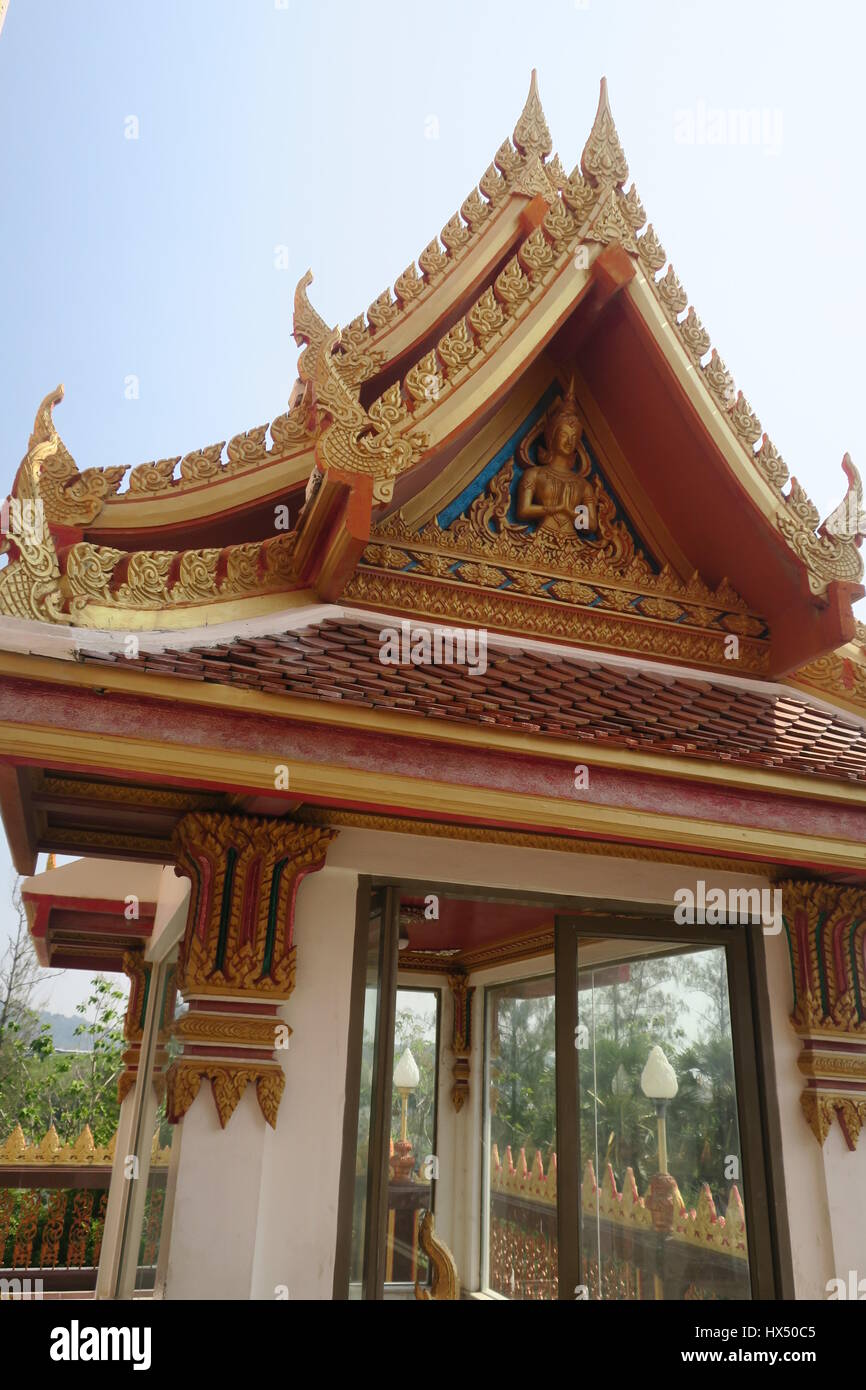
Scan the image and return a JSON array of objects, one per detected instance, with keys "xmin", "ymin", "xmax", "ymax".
[
  {"xmin": 347, "ymin": 895, "xmax": 386, "ymax": 1297},
  {"xmin": 383, "ymin": 988, "xmax": 439, "ymax": 1296},
  {"xmin": 133, "ymin": 965, "xmax": 179, "ymax": 1293},
  {"xmin": 577, "ymin": 941, "xmax": 750, "ymax": 1300},
  {"xmin": 483, "ymin": 975, "xmax": 557, "ymax": 1300}
]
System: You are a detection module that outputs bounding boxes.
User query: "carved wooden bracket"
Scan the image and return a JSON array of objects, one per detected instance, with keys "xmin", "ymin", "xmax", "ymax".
[
  {"xmin": 448, "ymin": 970, "xmax": 475, "ymax": 1113},
  {"xmin": 781, "ymin": 879, "xmax": 866, "ymax": 1149},
  {"xmin": 166, "ymin": 813, "xmax": 337, "ymax": 1129}
]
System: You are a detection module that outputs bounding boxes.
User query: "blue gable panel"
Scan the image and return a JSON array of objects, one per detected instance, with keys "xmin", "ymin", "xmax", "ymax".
[{"xmin": 435, "ymin": 382, "xmax": 560, "ymax": 531}]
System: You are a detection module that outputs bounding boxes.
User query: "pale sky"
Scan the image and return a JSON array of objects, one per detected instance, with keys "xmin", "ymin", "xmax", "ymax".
[{"xmin": 1, "ymin": 0, "xmax": 864, "ymax": 1012}]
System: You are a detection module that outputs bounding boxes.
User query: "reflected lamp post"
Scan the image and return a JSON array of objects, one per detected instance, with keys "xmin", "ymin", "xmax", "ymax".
[
  {"xmin": 390, "ymin": 1047, "xmax": 421, "ymax": 1285},
  {"xmin": 391, "ymin": 1048, "xmax": 420, "ymax": 1181},
  {"xmin": 641, "ymin": 1045, "xmax": 679, "ymax": 1300}
]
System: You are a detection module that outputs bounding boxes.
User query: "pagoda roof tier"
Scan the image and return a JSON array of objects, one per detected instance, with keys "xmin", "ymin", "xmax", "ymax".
[
  {"xmin": 6, "ymin": 384, "xmax": 317, "ymax": 552},
  {"xmin": 329, "ymin": 71, "xmax": 572, "ymax": 392},
  {"xmin": 74, "ymin": 614, "xmax": 866, "ymax": 788},
  {"xmin": 1, "ymin": 74, "xmax": 863, "ymax": 697},
  {"xmin": 1, "ymin": 608, "xmax": 865, "ymax": 880},
  {"xmin": 20, "ymin": 855, "xmax": 160, "ymax": 970}
]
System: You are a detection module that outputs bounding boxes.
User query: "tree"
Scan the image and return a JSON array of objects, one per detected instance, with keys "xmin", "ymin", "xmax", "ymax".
[
  {"xmin": 60, "ymin": 976, "xmax": 127, "ymax": 1145},
  {"xmin": 0, "ymin": 879, "xmax": 52, "ymax": 1133},
  {"xmin": 577, "ymin": 947, "xmax": 743, "ymax": 1209},
  {"xmin": 488, "ymin": 985, "xmax": 556, "ymax": 1160}
]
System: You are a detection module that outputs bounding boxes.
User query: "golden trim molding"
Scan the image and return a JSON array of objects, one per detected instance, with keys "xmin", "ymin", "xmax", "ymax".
[
  {"xmin": 296, "ymin": 807, "xmax": 782, "ymax": 877},
  {"xmin": 2, "ymin": 718, "xmax": 864, "ymax": 869}
]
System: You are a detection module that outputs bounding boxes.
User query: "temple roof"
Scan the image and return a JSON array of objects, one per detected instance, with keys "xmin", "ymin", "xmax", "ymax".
[
  {"xmin": 20, "ymin": 856, "xmax": 160, "ymax": 969},
  {"xmin": 75, "ymin": 615, "xmax": 866, "ymax": 786},
  {"xmin": 1, "ymin": 73, "xmax": 863, "ymax": 704}
]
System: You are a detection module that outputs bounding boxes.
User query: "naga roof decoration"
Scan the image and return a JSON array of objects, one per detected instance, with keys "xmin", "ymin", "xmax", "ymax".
[
  {"xmin": 19, "ymin": 386, "xmax": 315, "ymax": 525},
  {"xmin": 334, "ymin": 70, "xmax": 569, "ymax": 383},
  {"xmin": 1, "ymin": 73, "xmax": 863, "ymax": 702}
]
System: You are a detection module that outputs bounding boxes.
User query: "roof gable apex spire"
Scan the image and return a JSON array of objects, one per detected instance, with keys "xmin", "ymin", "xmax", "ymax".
[
  {"xmin": 513, "ymin": 68, "xmax": 553, "ymax": 163},
  {"xmin": 580, "ymin": 76, "xmax": 629, "ymax": 189}
]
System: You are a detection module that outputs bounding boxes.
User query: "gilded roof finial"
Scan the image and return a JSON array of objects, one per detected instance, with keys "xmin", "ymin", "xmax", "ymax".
[
  {"xmin": 821, "ymin": 454, "xmax": 864, "ymax": 542},
  {"xmin": 293, "ymin": 270, "xmax": 334, "ymax": 385},
  {"xmin": 580, "ymin": 76, "xmax": 629, "ymax": 189},
  {"xmin": 28, "ymin": 384, "xmax": 65, "ymax": 452},
  {"xmin": 513, "ymin": 68, "xmax": 553, "ymax": 163}
]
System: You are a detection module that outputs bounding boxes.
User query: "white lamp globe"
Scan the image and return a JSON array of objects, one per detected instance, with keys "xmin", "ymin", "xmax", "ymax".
[
  {"xmin": 394, "ymin": 1047, "xmax": 420, "ymax": 1090},
  {"xmin": 640, "ymin": 1045, "xmax": 678, "ymax": 1101}
]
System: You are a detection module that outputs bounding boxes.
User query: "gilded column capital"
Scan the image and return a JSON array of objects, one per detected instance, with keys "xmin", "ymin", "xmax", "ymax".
[
  {"xmin": 166, "ymin": 813, "xmax": 337, "ymax": 1129},
  {"xmin": 781, "ymin": 879, "xmax": 866, "ymax": 1149}
]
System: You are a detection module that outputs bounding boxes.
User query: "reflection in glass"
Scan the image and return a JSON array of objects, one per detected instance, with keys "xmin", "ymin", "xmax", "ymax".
[
  {"xmin": 483, "ymin": 976, "xmax": 557, "ymax": 1300},
  {"xmin": 347, "ymin": 901, "xmax": 384, "ymax": 1297},
  {"xmin": 384, "ymin": 990, "xmax": 439, "ymax": 1294},
  {"xmin": 133, "ymin": 964, "xmax": 179, "ymax": 1292},
  {"xmin": 578, "ymin": 944, "xmax": 751, "ymax": 1300}
]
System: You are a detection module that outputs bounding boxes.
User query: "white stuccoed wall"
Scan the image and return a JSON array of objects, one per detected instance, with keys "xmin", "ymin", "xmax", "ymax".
[
  {"xmin": 762, "ymin": 926, "xmax": 834, "ymax": 1298},
  {"xmin": 822, "ymin": 1122, "xmax": 866, "ymax": 1295},
  {"xmin": 164, "ymin": 1084, "xmax": 269, "ymax": 1299},
  {"xmin": 249, "ymin": 866, "xmax": 359, "ymax": 1300},
  {"xmin": 763, "ymin": 923, "xmax": 866, "ymax": 1298}
]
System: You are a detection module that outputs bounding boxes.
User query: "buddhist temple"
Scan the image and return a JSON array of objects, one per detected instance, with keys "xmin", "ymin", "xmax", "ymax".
[{"xmin": 1, "ymin": 72, "xmax": 865, "ymax": 1302}]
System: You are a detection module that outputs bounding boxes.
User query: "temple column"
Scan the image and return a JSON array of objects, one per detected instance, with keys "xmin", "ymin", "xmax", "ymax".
[
  {"xmin": 162, "ymin": 812, "xmax": 336, "ymax": 1300},
  {"xmin": 248, "ymin": 863, "xmax": 360, "ymax": 1299},
  {"xmin": 780, "ymin": 879, "xmax": 866, "ymax": 1293}
]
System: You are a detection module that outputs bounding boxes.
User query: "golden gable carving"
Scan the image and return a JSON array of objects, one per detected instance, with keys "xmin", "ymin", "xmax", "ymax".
[{"xmin": 348, "ymin": 387, "xmax": 768, "ymax": 668}]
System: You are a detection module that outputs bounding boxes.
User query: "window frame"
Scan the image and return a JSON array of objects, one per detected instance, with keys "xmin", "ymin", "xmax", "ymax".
[
  {"xmin": 555, "ymin": 912, "xmax": 784, "ymax": 1301},
  {"xmin": 335, "ymin": 879, "xmax": 793, "ymax": 1302},
  {"xmin": 480, "ymin": 965, "xmax": 557, "ymax": 1298}
]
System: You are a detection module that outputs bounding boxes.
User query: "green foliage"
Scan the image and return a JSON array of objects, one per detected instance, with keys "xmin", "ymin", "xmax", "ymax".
[
  {"xmin": 391, "ymin": 994, "xmax": 438, "ymax": 1173},
  {"xmin": 577, "ymin": 949, "xmax": 741, "ymax": 1209},
  {"xmin": 488, "ymin": 983, "xmax": 556, "ymax": 1161},
  {"xmin": 487, "ymin": 950, "xmax": 744, "ymax": 1211},
  {"xmin": 0, "ymin": 975, "xmax": 127, "ymax": 1146}
]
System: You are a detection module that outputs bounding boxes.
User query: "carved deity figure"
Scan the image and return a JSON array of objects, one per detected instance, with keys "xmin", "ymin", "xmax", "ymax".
[{"xmin": 516, "ymin": 380, "xmax": 597, "ymax": 539}]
